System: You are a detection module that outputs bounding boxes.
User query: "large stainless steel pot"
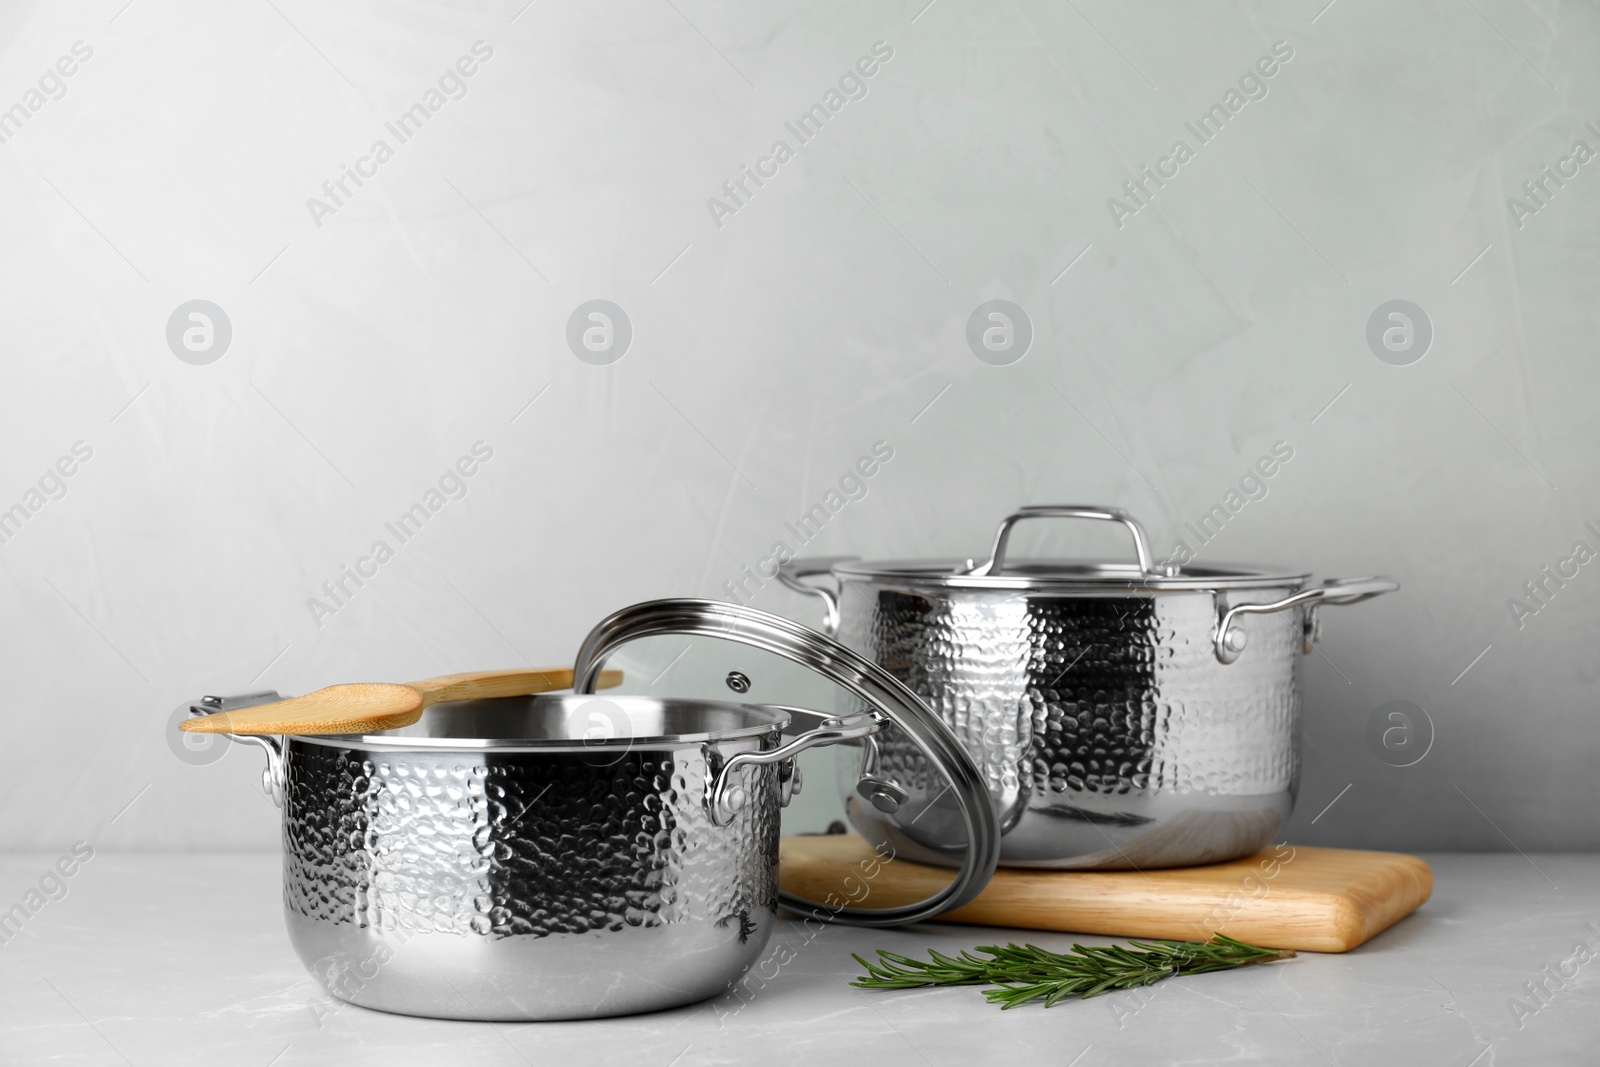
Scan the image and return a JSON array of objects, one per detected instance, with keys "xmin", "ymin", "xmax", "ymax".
[
  {"xmin": 188, "ymin": 601, "xmax": 997, "ymax": 1022},
  {"xmin": 778, "ymin": 505, "xmax": 1399, "ymax": 871}
]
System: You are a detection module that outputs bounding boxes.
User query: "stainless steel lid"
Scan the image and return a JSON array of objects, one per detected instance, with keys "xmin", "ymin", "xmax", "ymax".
[
  {"xmin": 571, "ymin": 598, "xmax": 1001, "ymax": 928},
  {"xmin": 834, "ymin": 505, "xmax": 1310, "ymax": 591}
]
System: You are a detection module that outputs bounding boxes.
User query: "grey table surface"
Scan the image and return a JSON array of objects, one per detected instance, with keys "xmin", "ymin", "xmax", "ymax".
[{"xmin": 0, "ymin": 852, "xmax": 1595, "ymax": 1066}]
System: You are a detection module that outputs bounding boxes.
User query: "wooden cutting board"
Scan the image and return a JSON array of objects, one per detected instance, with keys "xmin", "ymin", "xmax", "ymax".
[{"xmin": 779, "ymin": 835, "xmax": 1431, "ymax": 953}]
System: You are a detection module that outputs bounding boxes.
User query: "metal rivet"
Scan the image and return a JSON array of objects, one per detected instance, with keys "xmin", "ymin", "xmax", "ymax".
[
  {"xmin": 859, "ymin": 777, "xmax": 907, "ymax": 814},
  {"xmin": 725, "ymin": 671, "xmax": 751, "ymax": 694}
]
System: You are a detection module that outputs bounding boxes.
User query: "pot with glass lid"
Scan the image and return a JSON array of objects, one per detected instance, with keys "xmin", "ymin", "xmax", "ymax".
[
  {"xmin": 778, "ymin": 505, "xmax": 1398, "ymax": 870},
  {"xmin": 181, "ymin": 600, "xmax": 998, "ymax": 1021}
]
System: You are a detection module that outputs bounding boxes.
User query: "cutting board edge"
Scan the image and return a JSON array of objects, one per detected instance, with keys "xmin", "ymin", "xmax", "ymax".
[
  {"xmin": 779, "ymin": 837, "xmax": 1434, "ymax": 954},
  {"xmin": 1352, "ymin": 852, "xmax": 1434, "ymax": 946},
  {"xmin": 932, "ymin": 888, "xmax": 1405, "ymax": 954},
  {"xmin": 926, "ymin": 909, "xmax": 1357, "ymax": 954}
]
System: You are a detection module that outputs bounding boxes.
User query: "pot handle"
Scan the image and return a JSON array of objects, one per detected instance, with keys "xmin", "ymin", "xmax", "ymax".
[
  {"xmin": 775, "ymin": 556, "xmax": 857, "ymax": 636},
  {"xmin": 1214, "ymin": 576, "xmax": 1400, "ymax": 664},
  {"xmin": 705, "ymin": 708, "xmax": 881, "ymax": 826},
  {"xmin": 179, "ymin": 693, "xmax": 287, "ymax": 807},
  {"xmin": 966, "ymin": 505, "xmax": 1180, "ymax": 579},
  {"xmin": 570, "ymin": 598, "xmax": 1001, "ymax": 928}
]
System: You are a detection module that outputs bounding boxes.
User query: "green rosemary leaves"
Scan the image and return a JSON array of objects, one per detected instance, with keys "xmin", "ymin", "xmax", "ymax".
[{"xmin": 851, "ymin": 934, "xmax": 1295, "ymax": 1010}]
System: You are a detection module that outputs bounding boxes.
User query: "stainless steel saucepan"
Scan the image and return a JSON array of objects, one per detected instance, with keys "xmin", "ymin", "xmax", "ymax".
[
  {"xmin": 778, "ymin": 504, "xmax": 1399, "ymax": 870},
  {"xmin": 184, "ymin": 601, "xmax": 997, "ymax": 1021}
]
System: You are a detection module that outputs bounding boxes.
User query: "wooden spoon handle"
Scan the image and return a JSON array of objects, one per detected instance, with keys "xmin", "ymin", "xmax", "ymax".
[{"xmin": 407, "ymin": 667, "xmax": 624, "ymax": 705}]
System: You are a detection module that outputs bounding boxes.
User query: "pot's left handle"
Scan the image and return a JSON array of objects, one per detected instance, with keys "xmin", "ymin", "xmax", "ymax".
[
  {"xmin": 182, "ymin": 694, "xmax": 287, "ymax": 807},
  {"xmin": 1214, "ymin": 577, "xmax": 1399, "ymax": 664},
  {"xmin": 775, "ymin": 557, "xmax": 857, "ymax": 636}
]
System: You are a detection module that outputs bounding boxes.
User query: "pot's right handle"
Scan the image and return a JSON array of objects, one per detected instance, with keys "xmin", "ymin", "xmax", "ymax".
[
  {"xmin": 1214, "ymin": 576, "xmax": 1399, "ymax": 664},
  {"xmin": 707, "ymin": 708, "xmax": 881, "ymax": 825},
  {"xmin": 776, "ymin": 557, "xmax": 857, "ymax": 636}
]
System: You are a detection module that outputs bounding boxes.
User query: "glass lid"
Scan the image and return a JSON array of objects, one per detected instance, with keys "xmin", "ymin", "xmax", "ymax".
[{"xmin": 571, "ymin": 597, "xmax": 1002, "ymax": 929}]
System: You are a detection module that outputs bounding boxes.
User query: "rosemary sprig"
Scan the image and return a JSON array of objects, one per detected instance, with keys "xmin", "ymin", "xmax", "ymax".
[{"xmin": 851, "ymin": 934, "xmax": 1295, "ymax": 1009}]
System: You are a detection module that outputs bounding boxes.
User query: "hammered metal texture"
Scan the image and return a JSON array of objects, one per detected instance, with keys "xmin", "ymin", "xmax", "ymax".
[
  {"xmin": 835, "ymin": 581, "xmax": 1301, "ymax": 869},
  {"xmin": 281, "ymin": 737, "xmax": 780, "ymax": 1020}
]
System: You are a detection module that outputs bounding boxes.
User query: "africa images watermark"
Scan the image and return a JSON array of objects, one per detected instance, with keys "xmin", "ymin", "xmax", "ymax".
[
  {"xmin": 167, "ymin": 300, "xmax": 232, "ymax": 365},
  {"xmin": 722, "ymin": 440, "xmax": 894, "ymax": 605},
  {"xmin": 706, "ymin": 41, "xmax": 895, "ymax": 230},
  {"xmin": 1506, "ymin": 122, "xmax": 1600, "ymax": 230},
  {"xmin": 1106, "ymin": 41, "xmax": 1295, "ymax": 229},
  {"xmin": 0, "ymin": 842, "xmax": 95, "ymax": 947},
  {"xmin": 1366, "ymin": 699, "xmax": 1433, "ymax": 768},
  {"xmin": 306, "ymin": 441, "xmax": 495, "ymax": 628},
  {"xmin": 0, "ymin": 440, "xmax": 94, "ymax": 548},
  {"xmin": 566, "ymin": 300, "xmax": 632, "ymax": 365},
  {"xmin": 308, "ymin": 928, "xmax": 418, "ymax": 1029},
  {"xmin": 967, "ymin": 300, "xmax": 1033, "ymax": 366},
  {"xmin": 1156, "ymin": 441, "xmax": 1294, "ymax": 569},
  {"xmin": 0, "ymin": 40, "xmax": 94, "ymax": 145},
  {"xmin": 1506, "ymin": 520, "xmax": 1600, "ymax": 631},
  {"xmin": 712, "ymin": 839, "xmax": 896, "ymax": 1023},
  {"xmin": 1507, "ymin": 921, "xmax": 1600, "ymax": 1029},
  {"xmin": 305, "ymin": 41, "xmax": 495, "ymax": 228},
  {"xmin": 1367, "ymin": 299, "xmax": 1432, "ymax": 366},
  {"xmin": 1111, "ymin": 842, "xmax": 1297, "ymax": 1028}
]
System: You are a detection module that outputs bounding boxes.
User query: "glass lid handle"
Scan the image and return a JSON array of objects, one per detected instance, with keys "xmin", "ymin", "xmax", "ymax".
[{"xmin": 966, "ymin": 504, "xmax": 1180, "ymax": 579}]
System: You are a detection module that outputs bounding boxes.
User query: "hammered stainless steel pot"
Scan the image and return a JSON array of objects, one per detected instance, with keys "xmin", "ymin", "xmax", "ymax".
[
  {"xmin": 778, "ymin": 505, "xmax": 1399, "ymax": 871},
  {"xmin": 187, "ymin": 601, "xmax": 998, "ymax": 1022}
]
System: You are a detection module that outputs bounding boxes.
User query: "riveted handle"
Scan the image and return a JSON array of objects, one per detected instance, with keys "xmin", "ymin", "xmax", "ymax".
[
  {"xmin": 182, "ymin": 694, "xmax": 287, "ymax": 806},
  {"xmin": 708, "ymin": 709, "xmax": 880, "ymax": 825},
  {"xmin": 1214, "ymin": 577, "xmax": 1400, "ymax": 664},
  {"xmin": 966, "ymin": 505, "xmax": 1179, "ymax": 579},
  {"xmin": 775, "ymin": 557, "xmax": 857, "ymax": 636}
]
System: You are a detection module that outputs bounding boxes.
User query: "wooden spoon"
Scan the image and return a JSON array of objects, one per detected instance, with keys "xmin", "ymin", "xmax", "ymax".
[{"xmin": 178, "ymin": 667, "xmax": 623, "ymax": 736}]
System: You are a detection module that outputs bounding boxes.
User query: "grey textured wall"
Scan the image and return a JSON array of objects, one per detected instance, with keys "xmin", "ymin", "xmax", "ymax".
[{"xmin": 0, "ymin": 0, "xmax": 1595, "ymax": 854}]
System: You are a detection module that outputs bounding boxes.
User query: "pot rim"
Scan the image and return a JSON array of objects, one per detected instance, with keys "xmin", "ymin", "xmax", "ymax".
[
  {"xmin": 283, "ymin": 693, "xmax": 792, "ymax": 752},
  {"xmin": 832, "ymin": 556, "xmax": 1311, "ymax": 592}
]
